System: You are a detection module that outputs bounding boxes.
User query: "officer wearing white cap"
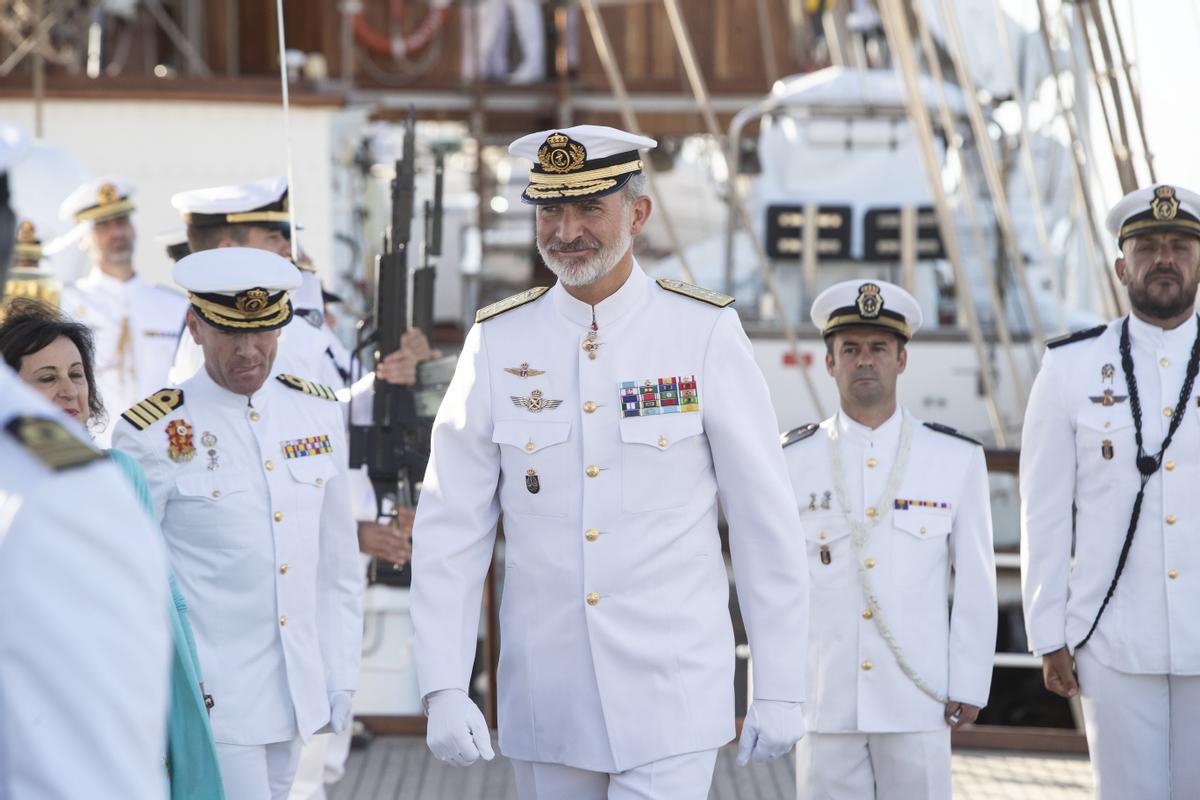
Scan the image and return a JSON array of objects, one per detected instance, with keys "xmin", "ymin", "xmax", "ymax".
[
  {"xmin": 411, "ymin": 125, "xmax": 809, "ymax": 799},
  {"xmin": 783, "ymin": 279, "xmax": 996, "ymax": 799},
  {"xmin": 112, "ymin": 247, "xmax": 363, "ymax": 800},
  {"xmin": 1022, "ymin": 183, "xmax": 1200, "ymax": 798},
  {"xmin": 58, "ymin": 176, "xmax": 189, "ymax": 446},
  {"xmin": 0, "ymin": 135, "xmax": 172, "ymax": 799},
  {"xmin": 168, "ymin": 176, "xmax": 373, "ymax": 390}
]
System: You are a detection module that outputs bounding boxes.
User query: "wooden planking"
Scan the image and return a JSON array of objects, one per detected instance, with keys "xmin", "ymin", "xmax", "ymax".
[{"xmin": 329, "ymin": 736, "xmax": 1094, "ymax": 799}]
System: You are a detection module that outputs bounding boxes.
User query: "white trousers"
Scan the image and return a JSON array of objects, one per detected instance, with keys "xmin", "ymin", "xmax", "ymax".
[
  {"xmin": 1076, "ymin": 647, "xmax": 1200, "ymax": 799},
  {"xmin": 287, "ymin": 729, "xmax": 353, "ymax": 800},
  {"xmin": 795, "ymin": 730, "xmax": 951, "ymax": 800},
  {"xmin": 216, "ymin": 738, "xmax": 304, "ymax": 800},
  {"xmin": 511, "ymin": 749, "xmax": 719, "ymax": 800}
]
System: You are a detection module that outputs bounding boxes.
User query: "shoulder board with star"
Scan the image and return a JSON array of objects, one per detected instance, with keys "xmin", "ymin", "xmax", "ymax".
[
  {"xmin": 6, "ymin": 416, "xmax": 104, "ymax": 470},
  {"xmin": 1046, "ymin": 324, "xmax": 1106, "ymax": 349},
  {"xmin": 121, "ymin": 388, "xmax": 185, "ymax": 431},
  {"xmin": 781, "ymin": 423, "xmax": 820, "ymax": 448},
  {"xmin": 276, "ymin": 374, "xmax": 338, "ymax": 401},
  {"xmin": 475, "ymin": 286, "xmax": 550, "ymax": 323},
  {"xmin": 655, "ymin": 278, "xmax": 735, "ymax": 308},
  {"xmin": 922, "ymin": 421, "xmax": 983, "ymax": 448}
]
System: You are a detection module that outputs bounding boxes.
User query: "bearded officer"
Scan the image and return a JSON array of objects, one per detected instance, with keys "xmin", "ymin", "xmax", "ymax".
[
  {"xmin": 58, "ymin": 177, "xmax": 189, "ymax": 444},
  {"xmin": 411, "ymin": 126, "xmax": 808, "ymax": 799},
  {"xmin": 1022, "ymin": 184, "xmax": 1200, "ymax": 798},
  {"xmin": 112, "ymin": 248, "xmax": 363, "ymax": 800},
  {"xmin": 783, "ymin": 280, "xmax": 996, "ymax": 799},
  {"xmin": 0, "ymin": 144, "xmax": 172, "ymax": 799}
]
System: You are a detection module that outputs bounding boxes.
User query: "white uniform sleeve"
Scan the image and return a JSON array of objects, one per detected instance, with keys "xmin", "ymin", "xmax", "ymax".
[
  {"xmin": 315, "ymin": 408, "xmax": 364, "ymax": 693},
  {"xmin": 947, "ymin": 444, "xmax": 998, "ymax": 706},
  {"xmin": 410, "ymin": 323, "xmax": 501, "ymax": 698},
  {"xmin": 0, "ymin": 461, "xmax": 171, "ymax": 800},
  {"xmin": 111, "ymin": 418, "xmax": 172, "ymax": 522},
  {"xmin": 1020, "ymin": 350, "xmax": 1077, "ymax": 655},
  {"xmin": 702, "ymin": 309, "xmax": 808, "ymax": 702}
]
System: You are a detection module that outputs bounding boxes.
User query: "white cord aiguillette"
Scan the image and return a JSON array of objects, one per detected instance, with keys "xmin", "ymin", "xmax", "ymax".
[{"xmin": 828, "ymin": 410, "xmax": 948, "ymax": 705}]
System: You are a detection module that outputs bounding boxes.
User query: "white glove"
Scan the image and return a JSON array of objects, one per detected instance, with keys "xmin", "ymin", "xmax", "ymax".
[
  {"xmin": 425, "ymin": 689, "xmax": 495, "ymax": 767},
  {"xmin": 329, "ymin": 691, "xmax": 355, "ymax": 734},
  {"xmin": 736, "ymin": 699, "xmax": 805, "ymax": 765}
]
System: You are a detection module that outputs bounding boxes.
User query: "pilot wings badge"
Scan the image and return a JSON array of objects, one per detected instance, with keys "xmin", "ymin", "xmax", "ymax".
[{"xmin": 511, "ymin": 389, "xmax": 563, "ymax": 413}]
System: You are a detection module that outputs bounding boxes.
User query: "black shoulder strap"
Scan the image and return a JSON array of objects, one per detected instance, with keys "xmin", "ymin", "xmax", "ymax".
[
  {"xmin": 780, "ymin": 423, "xmax": 820, "ymax": 448},
  {"xmin": 1046, "ymin": 324, "xmax": 1106, "ymax": 349},
  {"xmin": 922, "ymin": 421, "xmax": 983, "ymax": 447}
]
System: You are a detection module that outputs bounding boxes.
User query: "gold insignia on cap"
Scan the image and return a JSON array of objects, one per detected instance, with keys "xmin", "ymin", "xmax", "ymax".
[
  {"xmin": 97, "ymin": 182, "xmax": 120, "ymax": 205},
  {"xmin": 236, "ymin": 288, "xmax": 270, "ymax": 314},
  {"xmin": 538, "ymin": 132, "xmax": 587, "ymax": 174},
  {"xmin": 1152, "ymin": 186, "xmax": 1180, "ymax": 221},
  {"xmin": 856, "ymin": 283, "xmax": 883, "ymax": 319},
  {"xmin": 17, "ymin": 221, "xmax": 35, "ymax": 242}
]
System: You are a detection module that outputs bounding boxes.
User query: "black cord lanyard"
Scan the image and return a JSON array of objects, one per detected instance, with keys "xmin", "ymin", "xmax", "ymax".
[{"xmin": 1076, "ymin": 315, "xmax": 1200, "ymax": 649}]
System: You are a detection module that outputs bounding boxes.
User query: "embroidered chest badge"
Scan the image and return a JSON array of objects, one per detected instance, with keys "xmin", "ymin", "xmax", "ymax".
[
  {"xmin": 282, "ymin": 434, "xmax": 333, "ymax": 459},
  {"xmin": 166, "ymin": 419, "xmax": 196, "ymax": 463},
  {"xmin": 619, "ymin": 375, "xmax": 700, "ymax": 417},
  {"xmin": 511, "ymin": 389, "xmax": 563, "ymax": 413}
]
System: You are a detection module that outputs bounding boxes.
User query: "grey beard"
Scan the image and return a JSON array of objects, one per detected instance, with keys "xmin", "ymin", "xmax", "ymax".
[{"xmin": 538, "ymin": 225, "xmax": 632, "ymax": 288}]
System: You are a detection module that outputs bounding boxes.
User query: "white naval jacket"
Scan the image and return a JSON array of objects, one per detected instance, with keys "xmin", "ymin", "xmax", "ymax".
[
  {"xmin": 112, "ymin": 368, "xmax": 362, "ymax": 745},
  {"xmin": 62, "ymin": 269, "xmax": 189, "ymax": 442},
  {"xmin": 1022, "ymin": 314, "xmax": 1200, "ymax": 674},
  {"xmin": 783, "ymin": 410, "xmax": 996, "ymax": 732},
  {"xmin": 411, "ymin": 262, "xmax": 809, "ymax": 772},
  {"xmin": 0, "ymin": 366, "xmax": 171, "ymax": 799}
]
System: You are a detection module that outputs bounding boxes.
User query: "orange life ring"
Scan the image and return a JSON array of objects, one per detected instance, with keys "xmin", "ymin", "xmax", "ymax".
[{"xmin": 353, "ymin": 1, "xmax": 448, "ymax": 60}]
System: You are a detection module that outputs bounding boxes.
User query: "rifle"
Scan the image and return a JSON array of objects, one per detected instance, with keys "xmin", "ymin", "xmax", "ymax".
[{"xmin": 349, "ymin": 109, "xmax": 434, "ymax": 586}]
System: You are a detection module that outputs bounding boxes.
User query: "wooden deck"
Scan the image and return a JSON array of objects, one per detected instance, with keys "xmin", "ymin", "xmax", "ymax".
[{"xmin": 329, "ymin": 736, "xmax": 1094, "ymax": 799}]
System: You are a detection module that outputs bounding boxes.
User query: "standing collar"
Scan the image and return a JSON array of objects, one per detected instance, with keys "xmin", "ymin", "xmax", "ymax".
[
  {"xmin": 551, "ymin": 259, "xmax": 648, "ymax": 329},
  {"xmin": 81, "ymin": 266, "xmax": 139, "ymax": 293},
  {"xmin": 835, "ymin": 405, "xmax": 903, "ymax": 447},
  {"xmin": 186, "ymin": 361, "xmax": 272, "ymax": 411},
  {"xmin": 1127, "ymin": 312, "xmax": 1198, "ymax": 351}
]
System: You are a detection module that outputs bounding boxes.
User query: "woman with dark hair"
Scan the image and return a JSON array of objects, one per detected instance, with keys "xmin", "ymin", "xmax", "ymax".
[
  {"xmin": 0, "ymin": 297, "xmax": 106, "ymax": 429},
  {"xmin": 0, "ymin": 298, "xmax": 225, "ymax": 800}
]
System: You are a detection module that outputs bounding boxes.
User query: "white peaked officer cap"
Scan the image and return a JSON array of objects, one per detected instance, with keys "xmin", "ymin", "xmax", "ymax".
[
  {"xmin": 59, "ymin": 176, "xmax": 135, "ymax": 224},
  {"xmin": 508, "ymin": 125, "xmax": 657, "ymax": 205},
  {"xmin": 174, "ymin": 247, "xmax": 302, "ymax": 333},
  {"xmin": 1105, "ymin": 184, "xmax": 1200, "ymax": 246},
  {"xmin": 172, "ymin": 175, "xmax": 292, "ymax": 232},
  {"xmin": 810, "ymin": 279, "xmax": 923, "ymax": 342}
]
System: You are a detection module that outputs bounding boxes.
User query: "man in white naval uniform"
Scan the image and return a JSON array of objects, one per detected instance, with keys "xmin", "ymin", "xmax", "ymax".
[
  {"xmin": 0, "ymin": 154, "xmax": 172, "ymax": 800},
  {"xmin": 113, "ymin": 248, "xmax": 363, "ymax": 800},
  {"xmin": 1022, "ymin": 184, "xmax": 1200, "ymax": 798},
  {"xmin": 58, "ymin": 177, "xmax": 189, "ymax": 445},
  {"xmin": 783, "ymin": 280, "xmax": 996, "ymax": 799},
  {"xmin": 411, "ymin": 126, "xmax": 809, "ymax": 799}
]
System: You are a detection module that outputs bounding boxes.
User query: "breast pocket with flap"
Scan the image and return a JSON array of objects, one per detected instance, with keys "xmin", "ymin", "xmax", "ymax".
[
  {"xmin": 492, "ymin": 418, "xmax": 573, "ymax": 518},
  {"xmin": 618, "ymin": 413, "xmax": 710, "ymax": 513},
  {"xmin": 173, "ymin": 469, "xmax": 253, "ymax": 548}
]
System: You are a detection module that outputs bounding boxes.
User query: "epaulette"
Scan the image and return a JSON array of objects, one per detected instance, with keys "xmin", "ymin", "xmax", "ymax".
[
  {"xmin": 655, "ymin": 278, "xmax": 735, "ymax": 308},
  {"xmin": 121, "ymin": 388, "xmax": 185, "ymax": 431},
  {"xmin": 276, "ymin": 374, "xmax": 338, "ymax": 401},
  {"xmin": 5, "ymin": 416, "xmax": 104, "ymax": 470},
  {"xmin": 923, "ymin": 421, "xmax": 983, "ymax": 447},
  {"xmin": 781, "ymin": 423, "xmax": 820, "ymax": 448},
  {"xmin": 476, "ymin": 287, "xmax": 550, "ymax": 323},
  {"xmin": 1046, "ymin": 324, "xmax": 1106, "ymax": 349}
]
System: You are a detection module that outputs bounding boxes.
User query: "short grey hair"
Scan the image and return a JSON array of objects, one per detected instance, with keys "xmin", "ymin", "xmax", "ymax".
[{"xmin": 621, "ymin": 172, "xmax": 648, "ymax": 206}]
